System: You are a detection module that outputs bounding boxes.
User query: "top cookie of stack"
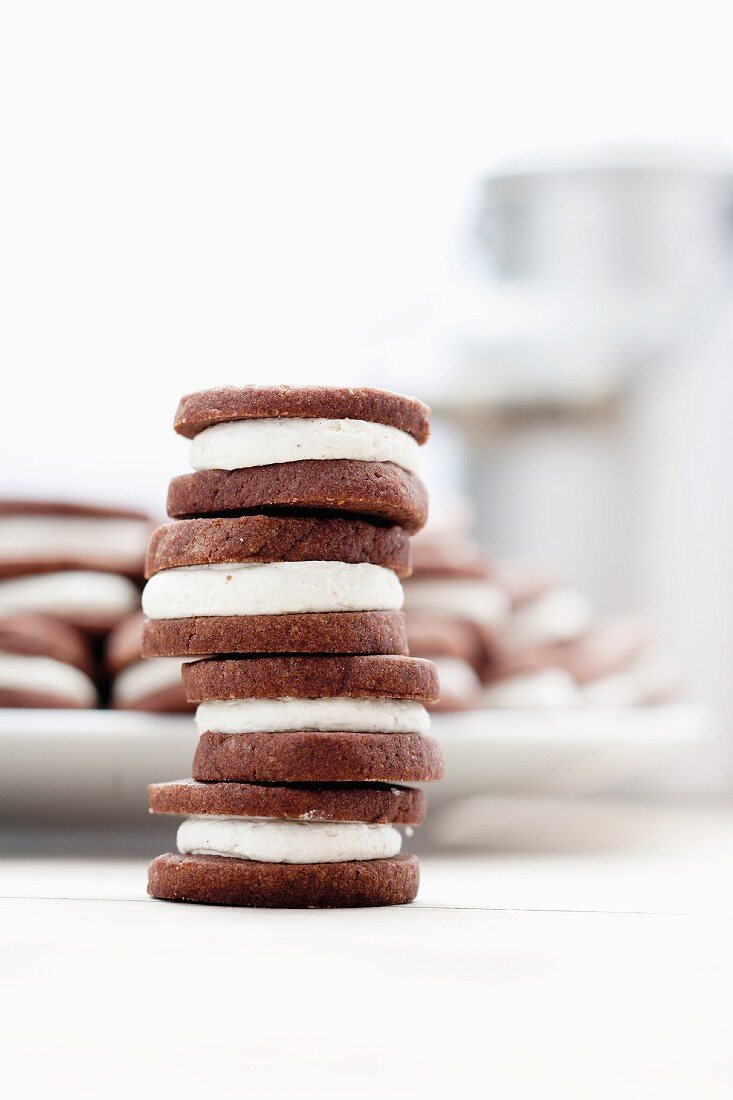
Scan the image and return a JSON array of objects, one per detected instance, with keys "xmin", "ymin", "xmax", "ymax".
[{"xmin": 143, "ymin": 386, "xmax": 430, "ymax": 659}]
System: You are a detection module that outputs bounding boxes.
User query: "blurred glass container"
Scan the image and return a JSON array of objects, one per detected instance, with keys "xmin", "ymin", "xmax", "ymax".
[
  {"xmin": 432, "ymin": 147, "xmax": 733, "ymax": 409},
  {"xmin": 378, "ymin": 148, "xmax": 733, "ymax": 785}
]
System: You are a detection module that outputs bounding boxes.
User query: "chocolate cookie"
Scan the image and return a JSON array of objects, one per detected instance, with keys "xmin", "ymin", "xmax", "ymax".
[
  {"xmin": 0, "ymin": 612, "xmax": 97, "ymax": 708},
  {"xmin": 148, "ymin": 851, "xmax": 419, "ymax": 908},
  {"xmin": 183, "ymin": 654, "xmax": 439, "ymax": 704},
  {"xmin": 166, "ymin": 461, "xmax": 428, "ymax": 533},
  {"xmin": 106, "ymin": 611, "xmax": 146, "ymax": 673},
  {"xmin": 406, "ymin": 615, "xmax": 488, "ymax": 668},
  {"xmin": 148, "ymin": 778, "xmax": 426, "ymax": 824},
  {"xmin": 192, "ymin": 730, "xmax": 444, "ymax": 783},
  {"xmin": 143, "ymin": 610, "xmax": 408, "ymax": 658},
  {"xmin": 0, "ymin": 613, "xmax": 92, "ymax": 674},
  {"xmin": 145, "ymin": 515, "xmax": 411, "ymax": 579},
  {"xmin": 0, "ymin": 499, "xmax": 151, "ymax": 578},
  {"xmin": 174, "ymin": 385, "xmax": 430, "ymax": 444},
  {"xmin": 410, "ymin": 537, "xmax": 493, "ymax": 580}
]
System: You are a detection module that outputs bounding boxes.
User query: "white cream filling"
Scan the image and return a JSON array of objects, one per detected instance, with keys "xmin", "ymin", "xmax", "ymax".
[
  {"xmin": 195, "ymin": 696, "xmax": 430, "ymax": 735},
  {"xmin": 0, "ymin": 653, "xmax": 96, "ymax": 706},
  {"xmin": 190, "ymin": 417, "xmax": 420, "ymax": 474},
  {"xmin": 503, "ymin": 588, "xmax": 593, "ymax": 648},
  {"xmin": 142, "ymin": 560, "xmax": 403, "ymax": 619},
  {"xmin": 112, "ymin": 657, "xmax": 185, "ymax": 706},
  {"xmin": 0, "ymin": 571, "xmax": 140, "ymax": 618},
  {"xmin": 177, "ymin": 816, "xmax": 402, "ymax": 863},
  {"xmin": 402, "ymin": 578, "xmax": 509, "ymax": 628},
  {"xmin": 482, "ymin": 668, "xmax": 580, "ymax": 709},
  {"xmin": 432, "ymin": 657, "xmax": 482, "ymax": 700},
  {"xmin": 0, "ymin": 516, "xmax": 149, "ymax": 568}
]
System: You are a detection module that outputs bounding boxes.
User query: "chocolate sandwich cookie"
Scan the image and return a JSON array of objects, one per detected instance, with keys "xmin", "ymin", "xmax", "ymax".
[
  {"xmin": 143, "ymin": 610, "xmax": 408, "ymax": 659},
  {"xmin": 482, "ymin": 652, "xmax": 580, "ymax": 708},
  {"xmin": 167, "ymin": 460, "xmax": 428, "ymax": 532},
  {"xmin": 174, "ymin": 385, "xmax": 430, "ymax": 443},
  {"xmin": 169, "ymin": 385, "xmax": 430, "ymax": 530},
  {"xmin": 106, "ymin": 612, "xmax": 190, "ymax": 712},
  {"xmin": 149, "ymin": 852, "xmax": 419, "ymax": 908},
  {"xmin": 149, "ymin": 777, "xmax": 426, "ymax": 824},
  {"xmin": 0, "ymin": 499, "xmax": 151, "ymax": 578},
  {"xmin": 183, "ymin": 654, "xmax": 439, "ymax": 703},
  {"xmin": 0, "ymin": 613, "xmax": 96, "ymax": 708},
  {"xmin": 145, "ymin": 515, "xmax": 412, "ymax": 579},
  {"xmin": 193, "ymin": 729, "xmax": 444, "ymax": 783},
  {"xmin": 405, "ymin": 616, "xmax": 485, "ymax": 712},
  {"xmin": 142, "ymin": 513, "xmax": 411, "ymax": 658}
]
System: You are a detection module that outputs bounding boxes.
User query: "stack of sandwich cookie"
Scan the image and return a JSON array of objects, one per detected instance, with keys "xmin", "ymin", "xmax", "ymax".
[{"xmin": 144, "ymin": 384, "xmax": 442, "ymax": 908}]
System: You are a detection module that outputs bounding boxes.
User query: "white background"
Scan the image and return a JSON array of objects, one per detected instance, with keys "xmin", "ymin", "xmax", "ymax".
[{"xmin": 1, "ymin": 0, "xmax": 732, "ymax": 512}]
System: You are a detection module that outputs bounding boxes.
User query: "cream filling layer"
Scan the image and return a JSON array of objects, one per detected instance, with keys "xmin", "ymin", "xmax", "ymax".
[
  {"xmin": 113, "ymin": 657, "xmax": 185, "ymax": 706},
  {"xmin": 504, "ymin": 588, "xmax": 593, "ymax": 648},
  {"xmin": 432, "ymin": 657, "xmax": 482, "ymax": 700},
  {"xmin": 190, "ymin": 417, "xmax": 420, "ymax": 474},
  {"xmin": 0, "ymin": 516, "xmax": 149, "ymax": 568},
  {"xmin": 177, "ymin": 816, "xmax": 402, "ymax": 863},
  {"xmin": 142, "ymin": 560, "xmax": 403, "ymax": 619},
  {"xmin": 482, "ymin": 668, "xmax": 580, "ymax": 709},
  {"xmin": 0, "ymin": 653, "xmax": 96, "ymax": 706},
  {"xmin": 0, "ymin": 571, "xmax": 139, "ymax": 618},
  {"xmin": 403, "ymin": 578, "xmax": 509, "ymax": 628},
  {"xmin": 195, "ymin": 696, "xmax": 430, "ymax": 735}
]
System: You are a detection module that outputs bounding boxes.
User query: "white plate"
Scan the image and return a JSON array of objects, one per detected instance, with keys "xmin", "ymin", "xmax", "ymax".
[
  {"xmin": 429, "ymin": 703, "xmax": 711, "ymax": 801},
  {"xmin": 0, "ymin": 703, "xmax": 710, "ymax": 822}
]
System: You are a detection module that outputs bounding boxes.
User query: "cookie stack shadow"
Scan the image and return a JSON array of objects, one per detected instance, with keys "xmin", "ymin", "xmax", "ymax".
[{"xmin": 143, "ymin": 385, "xmax": 444, "ymax": 908}]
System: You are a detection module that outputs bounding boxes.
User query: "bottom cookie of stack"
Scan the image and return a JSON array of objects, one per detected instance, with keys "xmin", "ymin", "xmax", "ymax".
[{"xmin": 148, "ymin": 779, "xmax": 424, "ymax": 908}]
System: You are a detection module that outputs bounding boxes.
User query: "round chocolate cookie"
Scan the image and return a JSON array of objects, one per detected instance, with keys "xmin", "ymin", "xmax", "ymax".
[
  {"xmin": 106, "ymin": 611, "xmax": 145, "ymax": 674},
  {"xmin": 145, "ymin": 515, "xmax": 411, "ymax": 579},
  {"xmin": 0, "ymin": 500, "xmax": 149, "ymax": 521},
  {"xmin": 410, "ymin": 537, "xmax": 493, "ymax": 580},
  {"xmin": 0, "ymin": 613, "xmax": 92, "ymax": 674},
  {"xmin": 183, "ymin": 654, "xmax": 439, "ymax": 704},
  {"xmin": 149, "ymin": 851, "xmax": 419, "ymax": 908},
  {"xmin": 143, "ymin": 610, "xmax": 408, "ymax": 658},
  {"xmin": 192, "ymin": 730, "xmax": 444, "ymax": 784},
  {"xmin": 148, "ymin": 778, "xmax": 426, "ymax": 824},
  {"xmin": 166, "ymin": 460, "xmax": 428, "ymax": 533},
  {"xmin": 174, "ymin": 385, "xmax": 431, "ymax": 444},
  {"xmin": 406, "ymin": 615, "xmax": 488, "ymax": 669}
]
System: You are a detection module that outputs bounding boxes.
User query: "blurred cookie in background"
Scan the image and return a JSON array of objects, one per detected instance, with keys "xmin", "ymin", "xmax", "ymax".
[
  {"xmin": 406, "ymin": 616, "xmax": 483, "ymax": 711},
  {"xmin": 0, "ymin": 500, "xmax": 148, "ymax": 633},
  {"xmin": 493, "ymin": 560, "xmax": 594, "ymax": 651},
  {"xmin": 546, "ymin": 618, "xmax": 678, "ymax": 707},
  {"xmin": 0, "ymin": 500, "xmax": 151, "ymax": 578},
  {"xmin": 404, "ymin": 533, "xmax": 507, "ymax": 711},
  {"xmin": 0, "ymin": 613, "xmax": 96, "ymax": 708},
  {"xmin": 481, "ymin": 653, "xmax": 580, "ymax": 708},
  {"xmin": 107, "ymin": 612, "xmax": 190, "ymax": 712}
]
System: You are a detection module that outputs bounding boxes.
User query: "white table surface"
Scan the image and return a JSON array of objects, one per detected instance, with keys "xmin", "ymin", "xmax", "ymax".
[{"xmin": 4, "ymin": 801, "xmax": 733, "ymax": 1099}]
